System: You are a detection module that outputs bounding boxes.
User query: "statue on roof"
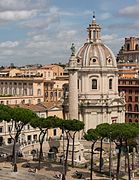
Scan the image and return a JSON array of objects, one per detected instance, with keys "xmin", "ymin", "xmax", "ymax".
[{"xmin": 71, "ymin": 43, "xmax": 76, "ymax": 56}]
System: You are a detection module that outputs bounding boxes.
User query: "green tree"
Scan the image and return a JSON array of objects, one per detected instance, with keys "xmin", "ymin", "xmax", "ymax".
[
  {"xmin": 84, "ymin": 128, "xmax": 99, "ymax": 180},
  {"xmin": 0, "ymin": 104, "xmax": 12, "ymax": 122},
  {"xmin": 59, "ymin": 119, "xmax": 84, "ymax": 175},
  {"xmin": 96, "ymin": 123, "xmax": 110, "ymax": 172},
  {"xmin": 0, "ymin": 105, "xmax": 37, "ymax": 172},
  {"xmin": 10, "ymin": 107, "xmax": 37, "ymax": 172},
  {"xmin": 70, "ymin": 119, "xmax": 84, "ymax": 167},
  {"xmin": 31, "ymin": 116, "xmax": 61, "ymax": 169},
  {"xmin": 110, "ymin": 123, "xmax": 139, "ymax": 180}
]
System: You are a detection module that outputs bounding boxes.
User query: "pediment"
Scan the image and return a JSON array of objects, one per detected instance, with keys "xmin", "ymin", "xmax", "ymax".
[{"xmin": 109, "ymin": 98, "xmax": 125, "ymax": 106}]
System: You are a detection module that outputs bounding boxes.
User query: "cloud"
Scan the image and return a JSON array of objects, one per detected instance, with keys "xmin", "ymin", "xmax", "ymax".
[
  {"xmin": 100, "ymin": 12, "xmax": 112, "ymax": 20},
  {"xmin": 108, "ymin": 20, "xmax": 139, "ymax": 31},
  {"xmin": 119, "ymin": 1, "xmax": 139, "ymax": 16},
  {"xmin": 0, "ymin": 49, "xmax": 14, "ymax": 56},
  {"xmin": 102, "ymin": 34, "xmax": 123, "ymax": 44},
  {"xmin": 0, "ymin": 10, "xmax": 37, "ymax": 21},
  {"xmin": 0, "ymin": 0, "xmax": 50, "ymax": 23},
  {"xmin": 57, "ymin": 30, "xmax": 77, "ymax": 39},
  {"xmin": 48, "ymin": 6, "xmax": 92, "ymax": 17},
  {"xmin": 0, "ymin": 1, "xmax": 132, "ymax": 66},
  {"xmin": 0, "ymin": 0, "xmax": 50, "ymax": 11},
  {"xmin": 0, "ymin": 41, "xmax": 19, "ymax": 48},
  {"xmin": 108, "ymin": 23, "xmax": 132, "ymax": 30},
  {"xmin": 102, "ymin": 34, "xmax": 124, "ymax": 54},
  {"xmin": 21, "ymin": 13, "xmax": 60, "ymax": 29},
  {"xmin": 0, "ymin": 27, "xmax": 81, "ymax": 66}
]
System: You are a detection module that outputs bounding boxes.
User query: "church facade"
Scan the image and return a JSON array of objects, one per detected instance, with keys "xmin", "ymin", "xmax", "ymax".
[{"xmin": 63, "ymin": 15, "xmax": 125, "ymax": 131}]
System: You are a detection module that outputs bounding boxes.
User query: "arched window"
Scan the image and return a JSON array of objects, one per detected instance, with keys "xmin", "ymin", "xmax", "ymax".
[
  {"xmin": 134, "ymin": 104, "xmax": 138, "ymax": 112},
  {"xmin": 78, "ymin": 79, "xmax": 79, "ymax": 89},
  {"xmin": 37, "ymin": 99, "xmax": 41, "ymax": 103},
  {"xmin": 128, "ymin": 96, "xmax": 132, "ymax": 102},
  {"xmin": 21, "ymin": 100, "xmax": 25, "ymax": 104},
  {"xmin": 37, "ymin": 89, "xmax": 41, "ymax": 96},
  {"xmin": 135, "ymin": 119, "xmax": 138, "ymax": 123},
  {"xmin": 135, "ymin": 44, "xmax": 138, "ymax": 50},
  {"xmin": 128, "ymin": 104, "xmax": 132, "ymax": 111},
  {"xmin": 92, "ymin": 79, "xmax": 97, "ymax": 89},
  {"xmin": 109, "ymin": 79, "xmax": 112, "ymax": 90},
  {"xmin": 59, "ymin": 92, "xmax": 61, "ymax": 97},
  {"xmin": 93, "ymin": 30, "xmax": 96, "ymax": 40},
  {"xmin": 129, "ymin": 119, "xmax": 132, "ymax": 122},
  {"xmin": 50, "ymin": 92, "xmax": 53, "ymax": 100},
  {"xmin": 127, "ymin": 43, "xmax": 130, "ymax": 51}
]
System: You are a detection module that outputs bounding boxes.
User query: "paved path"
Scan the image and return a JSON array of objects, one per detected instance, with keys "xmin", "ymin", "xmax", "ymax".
[{"xmin": 0, "ymin": 161, "xmax": 139, "ymax": 180}]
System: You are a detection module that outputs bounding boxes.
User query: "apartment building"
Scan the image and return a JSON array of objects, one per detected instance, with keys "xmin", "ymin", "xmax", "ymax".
[
  {"xmin": 117, "ymin": 37, "xmax": 139, "ymax": 63},
  {"xmin": 0, "ymin": 77, "xmax": 44, "ymax": 105},
  {"xmin": 118, "ymin": 37, "xmax": 139, "ymax": 123},
  {"xmin": 0, "ymin": 64, "xmax": 67, "ymax": 105},
  {"xmin": 0, "ymin": 103, "xmax": 63, "ymax": 145},
  {"xmin": 0, "ymin": 64, "xmax": 67, "ymax": 145}
]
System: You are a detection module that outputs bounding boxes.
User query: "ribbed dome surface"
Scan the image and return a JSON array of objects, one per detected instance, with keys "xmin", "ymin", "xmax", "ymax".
[{"xmin": 76, "ymin": 42, "xmax": 117, "ymax": 68}]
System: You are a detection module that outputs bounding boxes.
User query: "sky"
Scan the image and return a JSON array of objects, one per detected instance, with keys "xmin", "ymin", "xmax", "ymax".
[{"xmin": 0, "ymin": 0, "xmax": 139, "ymax": 66}]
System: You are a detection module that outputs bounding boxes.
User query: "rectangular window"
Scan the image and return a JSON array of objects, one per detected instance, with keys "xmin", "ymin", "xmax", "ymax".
[
  {"xmin": 0, "ymin": 88, "xmax": 3, "ymax": 95},
  {"xmin": 135, "ymin": 96, "xmax": 138, "ymax": 102},
  {"xmin": 46, "ymin": 84, "xmax": 48, "ymax": 90},
  {"xmin": 33, "ymin": 134, "xmax": 37, "ymax": 140},
  {"xmin": 135, "ymin": 89, "xmax": 139, "ymax": 94},
  {"xmin": 109, "ymin": 79, "xmax": 112, "ymax": 89},
  {"xmin": 128, "ymin": 114, "xmax": 132, "ymax": 118},
  {"xmin": 59, "ymin": 92, "xmax": 61, "ymax": 97},
  {"xmin": 78, "ymin": 79, "xmax": 79, "ymax": 89},
  {"xmin": 0, "ymin": 127, "xmax": 3, "ymax": 133},
  {"xmin": 8, "ymin": 138, "xmax": 12, "ymax": 144},
  {"xmin": 92, "ymin": 79, "xmax": 97, "ymax": 89},
  {"xmin": 27, "ymin": 125, "xmax": 30, "ymax": 130},
  {"xmin": 4, "ymin": 88, "xmax": 7, "ymax": 94},
  {"xmin": 27, "ymin": 135, "xmax": 31, "ymax": 141},
  {"xmin": 128, "ymin": 96, "xmax": 132, "ymax": 102},
  {"xmin": 53, "ymin": 129, "xmax": 57, "ymax": 136},
  {"xmin": 8, "ymin": 126, "xmax": 12, "ymax": 132},
  {"xmin": 48, "ymin": 71, "xmax": 50, "ymax": 77}
]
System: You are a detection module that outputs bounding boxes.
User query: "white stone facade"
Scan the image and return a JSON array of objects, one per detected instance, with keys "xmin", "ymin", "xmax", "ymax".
[{"xmin": 64, "ymin": 15, "xmax": 125, "ymax": 131}]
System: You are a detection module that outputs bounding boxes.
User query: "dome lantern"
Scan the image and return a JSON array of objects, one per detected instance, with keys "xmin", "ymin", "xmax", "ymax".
[{"xmin": 87, "ymin": 13, "xmax": 101, "ymax": 43}]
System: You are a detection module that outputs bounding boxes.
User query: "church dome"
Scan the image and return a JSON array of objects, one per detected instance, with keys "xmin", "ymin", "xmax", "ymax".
[{"xmin": 76, "ymin": 15, "xmax": 117, "ymax": 68}]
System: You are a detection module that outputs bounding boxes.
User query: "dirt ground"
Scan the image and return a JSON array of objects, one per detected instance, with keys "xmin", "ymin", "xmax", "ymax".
[{"xmin": 0, "ymin": 158, "xmax": 110, "ymax": 180}]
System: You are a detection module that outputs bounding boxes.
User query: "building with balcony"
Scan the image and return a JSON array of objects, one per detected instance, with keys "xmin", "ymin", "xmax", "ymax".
[
  {"xmin": 118, "ymin": 63, "xmax": 139, "ymax": 123},
  {"xmin": 117, "ymin": 37, "xmax": 139, "ymax": 123}
]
